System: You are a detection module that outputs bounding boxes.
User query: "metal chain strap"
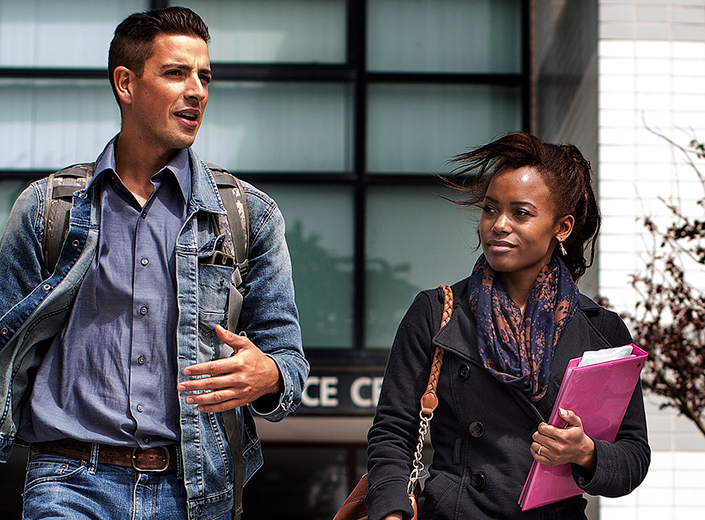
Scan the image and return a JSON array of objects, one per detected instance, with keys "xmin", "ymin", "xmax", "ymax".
[
  {"xmin": 407, "ymin": 410, "xmax": 433, "ymax": 494},
  {"xmin": 406, "ymin": 284, "xmax": 453, "ymax": 497}
]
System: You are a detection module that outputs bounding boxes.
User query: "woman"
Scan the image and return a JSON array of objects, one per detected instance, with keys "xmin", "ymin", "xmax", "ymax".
[{"xmin": 365, "ymin": 132, "xmax": 650, "ymax": 519}]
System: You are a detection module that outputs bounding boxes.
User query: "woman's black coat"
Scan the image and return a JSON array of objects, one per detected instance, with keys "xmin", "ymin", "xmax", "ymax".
[{"xmin": 366, "ymin": 279, "xmax": 650, "ymax": 520}]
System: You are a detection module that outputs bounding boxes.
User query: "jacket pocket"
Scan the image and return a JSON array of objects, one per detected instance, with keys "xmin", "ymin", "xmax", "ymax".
[
  {"xmin": 540, "ymin": 496, "xmax": 588, "ymax": 520},
  {"xmin": 418, "ymin": 472, "xmax": 459, "ymax": 519},
  {"xmin": 197, "ymin": 263, "xmax": 231, "ymax": 360}
]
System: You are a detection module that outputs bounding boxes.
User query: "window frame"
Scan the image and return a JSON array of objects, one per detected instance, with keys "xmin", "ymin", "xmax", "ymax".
[{"xmin": 0, "ymin": 0, "xmax": 530, "ymax": 366}]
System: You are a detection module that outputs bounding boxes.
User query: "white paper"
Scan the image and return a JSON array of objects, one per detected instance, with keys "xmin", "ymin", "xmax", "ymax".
[{"xmin": 578, "ymin": 345, "xmax": 635, "ymax": 367}]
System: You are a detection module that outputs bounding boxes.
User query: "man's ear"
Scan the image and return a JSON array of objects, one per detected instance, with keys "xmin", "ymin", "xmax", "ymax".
[
  {"xmin": 556, "ymin": 214, "xmax": 575, "ymax": 243},
  {"xmin": 113, "ymin": 66, "xmax": 133, "ymax": 106}
]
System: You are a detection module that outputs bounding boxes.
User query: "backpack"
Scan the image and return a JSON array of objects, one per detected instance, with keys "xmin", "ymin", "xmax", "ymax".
[{"xmin": 42, "ymin": 162, "xmax": 250, "ymax": 327}]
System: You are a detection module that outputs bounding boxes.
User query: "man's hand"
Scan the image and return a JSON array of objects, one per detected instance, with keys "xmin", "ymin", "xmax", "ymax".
[
  {"xmin": 177, "ymin": 325, "xmax": 282, "ymax": 413},
  {"xmin": 531, "ymin": 408, "xmax": 596, "ymax": 473}
]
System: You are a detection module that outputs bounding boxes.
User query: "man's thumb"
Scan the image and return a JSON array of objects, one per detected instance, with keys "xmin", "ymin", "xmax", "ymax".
[{"xmin": 215, "ymin": 324, "xmax": 247, "ymax": 357}]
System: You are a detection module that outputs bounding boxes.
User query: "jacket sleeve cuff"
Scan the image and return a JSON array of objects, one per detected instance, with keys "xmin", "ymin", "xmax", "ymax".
[
  {"xmin": 249, "ymin": 354, "xmax": 297, "ymax": 421},
  {"xmin": 365, "ymin": 478, "xmax": 415, "ymax": 520},
  {"xmin": 572, "ymin": 438, "xmax": 608, "ymax": 492}
]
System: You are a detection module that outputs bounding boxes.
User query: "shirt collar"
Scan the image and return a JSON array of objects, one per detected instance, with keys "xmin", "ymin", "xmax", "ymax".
[{"xmin": 91, "ymin": 134, "xmax": 192, "ymax": 202}]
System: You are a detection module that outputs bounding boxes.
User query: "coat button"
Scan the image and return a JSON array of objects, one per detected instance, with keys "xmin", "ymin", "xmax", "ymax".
[
  {"xmin": 469, "ymin": 421, "xmax": 485, "ymax": 438},
  {"xmin": 471, "ymin": 473, "xmax": 486, "ymax": 491},
  {"xmin": 458, "ymin": 364, "xmax": 470, "ymax": 380}
]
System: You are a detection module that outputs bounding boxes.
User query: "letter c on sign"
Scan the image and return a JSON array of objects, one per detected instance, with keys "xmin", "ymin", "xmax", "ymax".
[
  {"xmin": 302, "ymin": 376, "xmax": 320, "ymax": 407},
  {"xmin": 350, "ymin": 377, "xmax": 372, "ymax": 408}
]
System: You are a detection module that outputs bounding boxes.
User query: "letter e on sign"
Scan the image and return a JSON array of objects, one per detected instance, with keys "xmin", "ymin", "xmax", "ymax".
[{"xmin": 320, "ymin": 376, "xmax": 339, "ymax": 407}]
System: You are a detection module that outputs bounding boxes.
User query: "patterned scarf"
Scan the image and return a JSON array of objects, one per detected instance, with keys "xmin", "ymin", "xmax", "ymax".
[{"xmin": 468, "ymin": 254, "xmax": 579, "ymax": 402}]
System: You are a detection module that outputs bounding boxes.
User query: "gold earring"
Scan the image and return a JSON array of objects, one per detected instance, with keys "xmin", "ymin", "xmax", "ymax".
[{"xmin": 558, "ymin": 241, "xmax": 567, "ymax": 256}]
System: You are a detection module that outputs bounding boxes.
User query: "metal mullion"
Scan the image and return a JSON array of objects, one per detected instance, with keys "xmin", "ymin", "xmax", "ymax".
[
  {"xmin": 211, "ymin": 63, "xmax": 355, "ymax": 83},
  {"xmin": 367, "ymin": 71, "xmax": 524, "ymax": 86},
  {"xmin": 0, "ymin": 68, "xmax": 106, "ymax": 80},
  {"xmin": 521, "ymin": 0, "xmax": 531, "ymax": 131},
  {"xmin": 236, "ymin": 173, "xmax": 358, "ymax": 185},
  {"xmin": 349, "ymin": 0, "xmax": 367, "ymax": 354},
  {"xmin": 363, "ymin": 174, "xmax": 444, "ymax": 187}
]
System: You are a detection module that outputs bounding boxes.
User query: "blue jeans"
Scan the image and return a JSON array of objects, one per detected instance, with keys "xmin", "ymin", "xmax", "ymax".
[{"xmin": 22, "ymin": 453, "xmax": 233, "ymax": 520}]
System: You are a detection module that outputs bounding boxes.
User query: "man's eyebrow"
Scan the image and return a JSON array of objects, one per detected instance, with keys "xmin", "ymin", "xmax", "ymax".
[{"xmin": 160, "ymin": 62, "xmax": 212, "ymax": 75}]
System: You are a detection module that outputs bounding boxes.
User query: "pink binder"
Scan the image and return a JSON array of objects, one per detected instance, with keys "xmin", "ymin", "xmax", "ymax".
[{"xmin": 518, "ymin": 344, "xmax": 647, "ymax": 511}]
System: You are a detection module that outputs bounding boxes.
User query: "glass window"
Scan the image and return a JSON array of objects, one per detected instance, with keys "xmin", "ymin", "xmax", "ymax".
[
  {"xmin": 242, "ymin": 446, "xmax": 349, "ymax": 520},
  {"xmin": 367, "ymin": 0, "xmax": 522, "ymax": 74},
  {"xmin": 258, "ymin": 184, "xmax": 354, "ymax": 349},
  {"xmin": 178, "ymin": 0, "xmax": 347, "ymax": 64},
  {"xmin": 0, "ymin": 180, "xmax": 29, "ymax": 234},
  {"xmin": 0, "ymin": 0, "xmax": 146, "ymax": 68},
  {"xmin": 194, "ymin": 82, "xmax": 353, "ymax": 173},
  {"xmin": 365, "ymin": 185, "xmax": 481, "ymax": 348},
  {"xmin": 367, "ymin": 84, "xmax": 521, "ymax": 174},
  {"xmin": 0, "ymin": 79, "xmax": 120, "ymax": 171}
]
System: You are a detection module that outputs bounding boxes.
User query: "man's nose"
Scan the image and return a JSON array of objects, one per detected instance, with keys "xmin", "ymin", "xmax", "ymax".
[{"xmin": 185, "ymin": 74, "xmax": 207, "ymax": 100}]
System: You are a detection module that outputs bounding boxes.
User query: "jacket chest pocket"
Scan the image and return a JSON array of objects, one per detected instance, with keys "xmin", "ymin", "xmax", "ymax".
[{"xmin": 197, "ymin": 263, "xmax": 231, "ymax": 332}]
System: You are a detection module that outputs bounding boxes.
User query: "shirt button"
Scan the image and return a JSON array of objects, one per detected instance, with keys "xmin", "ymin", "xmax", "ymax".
[
  {"xmin": 458, "ymin": 364, "xmax": 470, "ymax": 380},
  {"xmin": 0, "ymin": 327, "xmax": 8, "ymax": 335},
  {"xmin": 141, "ymin": 258, "xmax": 149, "ymax": 266},
  {"xmin": 138, "ymin": 356, "xmax": 146, "ymax": 365},
  {"xmin": 144, "ymin": 437, "xmax": 150, "ymax": 444},
  {"xmin": 72, "ymin": 239, "xmax": 80, "ymax": 247},
  {"xmin": 141, "ymin": 212, "xmax": 147, "ymax": 219},
  {"xmin": 137, "ymin": 404, "xmax": 144, "ymax": 413},
  {"xmin": 140, "ymin": 306, "xmax": 148, "ymax": 315},
  {"xmin": 469, "ymin": 421, "xmax": 485, "ymax": 438}
]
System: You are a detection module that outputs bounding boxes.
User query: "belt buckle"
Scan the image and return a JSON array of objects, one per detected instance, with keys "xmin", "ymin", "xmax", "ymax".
[{"xmin": 131, "ymin": 446, "xmax": 170, "ymax": 473}]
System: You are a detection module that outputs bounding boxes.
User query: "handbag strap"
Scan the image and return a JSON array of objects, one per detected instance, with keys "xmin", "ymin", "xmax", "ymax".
[
  {"xmin": 420, "ymin": 284, "xmax": 453, "ymax": 415},
  {"xmin": 408, "ymin": 284, "xmax": 454, "ymax": 494}
]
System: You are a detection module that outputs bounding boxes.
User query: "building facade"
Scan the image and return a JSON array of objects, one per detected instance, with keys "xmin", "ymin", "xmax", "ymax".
[{"xmin": 1, "ymin": 1, "xmax": 704, "ymax": 519}]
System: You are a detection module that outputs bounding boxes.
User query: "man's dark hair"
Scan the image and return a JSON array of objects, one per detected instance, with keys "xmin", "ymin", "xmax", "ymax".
[{"xmin": 108, "ymin": 7, "xmax": 210, "ymax": 104}]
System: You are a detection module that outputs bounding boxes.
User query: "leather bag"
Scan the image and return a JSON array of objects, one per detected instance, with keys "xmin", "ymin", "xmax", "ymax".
[{"xmin": 332, "ymin": 285, "xmax": 454, "ymax": 520}]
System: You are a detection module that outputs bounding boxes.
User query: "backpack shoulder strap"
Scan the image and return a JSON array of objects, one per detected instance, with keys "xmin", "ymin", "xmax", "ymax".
[
  {"xmin": 206, "ymin": 163, "xmax": 250, "ymax": 275},
  {"xmin": 204, "ymin": 162, "xmax": 250, "ymax": 520},
  {"xmin": 205, "ymin": 163, "xmax": 250, "ymax": 331},
  {"xmin": 43, "ymin": 163, "xmax": 95, "ymax": 277}
]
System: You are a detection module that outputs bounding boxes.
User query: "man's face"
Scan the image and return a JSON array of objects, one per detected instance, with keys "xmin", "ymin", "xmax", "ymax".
[{"xmin": 124, "ymin": 33, "xmax": 211, "ymax": 153}]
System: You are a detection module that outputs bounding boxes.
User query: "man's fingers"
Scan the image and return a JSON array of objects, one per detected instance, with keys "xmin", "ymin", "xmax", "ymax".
[
  {"xmin": 182, "ymin": 357, "xmax": 234, "ymax": 377},
  {"xmin": 215, "ymin": 324, "xmax": 250, "ymax": 349},
  {"xmin": 215, "ymin": 324, "xmax": 235, "ymax": 343}
]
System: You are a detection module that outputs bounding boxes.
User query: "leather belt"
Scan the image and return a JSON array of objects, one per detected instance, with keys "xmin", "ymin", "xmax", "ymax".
[{"xmin": 31, "ymin": 439, "xmax": 178, "ymax": 472}]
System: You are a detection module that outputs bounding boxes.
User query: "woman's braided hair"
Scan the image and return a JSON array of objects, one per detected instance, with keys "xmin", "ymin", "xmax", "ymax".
[{"xmin": 444, "ymin": 132, "xmax": 600, "ymax": 281}]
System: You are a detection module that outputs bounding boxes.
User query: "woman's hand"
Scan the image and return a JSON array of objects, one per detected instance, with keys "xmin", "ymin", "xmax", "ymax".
[{"xmin": 531, "ymin": 408, "xmax": 596, "ymax": 473}]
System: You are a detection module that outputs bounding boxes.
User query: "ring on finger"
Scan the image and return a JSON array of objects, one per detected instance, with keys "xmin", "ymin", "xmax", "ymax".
[{"xmin": 538, "ymin": 445, "xmax": 543, "ymax": 457}]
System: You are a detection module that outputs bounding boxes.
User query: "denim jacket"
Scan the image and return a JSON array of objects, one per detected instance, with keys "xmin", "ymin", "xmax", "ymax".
[{"xmin": 0, "ymin": 149, "xmax": 309, "ymax": 519}]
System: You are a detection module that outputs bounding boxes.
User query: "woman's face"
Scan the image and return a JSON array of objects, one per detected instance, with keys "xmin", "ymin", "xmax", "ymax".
[{"xmin": 479, "ymin": 166, "xmax": 572, "ymax": 282}]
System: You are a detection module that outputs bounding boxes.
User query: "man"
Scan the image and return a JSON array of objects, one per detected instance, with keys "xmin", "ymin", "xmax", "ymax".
[{"xmin": 0, "ymin": 7, "xmax": 308, "ymax": 520}]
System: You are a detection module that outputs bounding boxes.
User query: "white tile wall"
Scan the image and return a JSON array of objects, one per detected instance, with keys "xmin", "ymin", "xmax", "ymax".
[
  {"xmin": 598, "ymin": 39, "xmax": 705, "ymax": 311},
  {"xmin": 597, "ymin": 4, "xmax": 705, "ymax": 517}
]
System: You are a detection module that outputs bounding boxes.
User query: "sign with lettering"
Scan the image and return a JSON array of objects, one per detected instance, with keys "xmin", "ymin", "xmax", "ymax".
[{"xmin": 296, "ymin": 369, "xmax": 386, "ymax": 415}]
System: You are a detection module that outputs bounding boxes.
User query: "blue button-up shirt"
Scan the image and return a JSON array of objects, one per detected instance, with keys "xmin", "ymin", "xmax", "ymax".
[{"xmin": 19, "ymin": 137, "xmax": 191, "ymax": 448}]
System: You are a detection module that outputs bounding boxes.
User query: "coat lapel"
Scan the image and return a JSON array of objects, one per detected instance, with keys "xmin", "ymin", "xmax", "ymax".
[{"xmin": 431, "ymin": 295, "xmax": 616, "ymax": 422}]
